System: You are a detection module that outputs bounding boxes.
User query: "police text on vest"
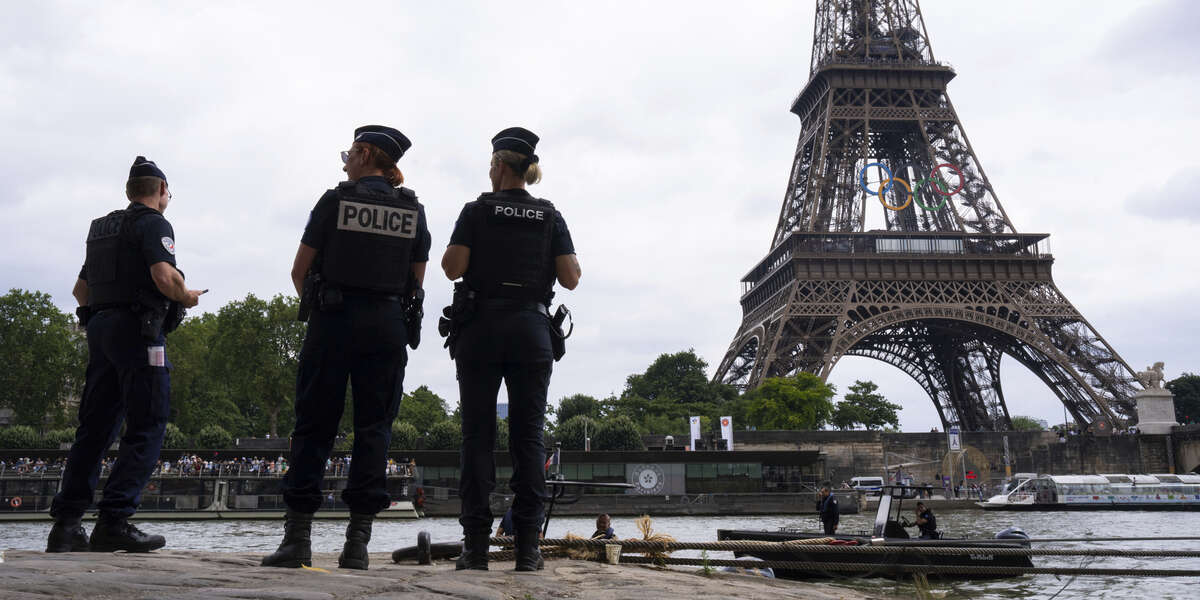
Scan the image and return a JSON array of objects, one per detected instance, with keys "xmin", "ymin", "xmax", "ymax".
[
  {"xmin": 494, "ymin": 204, "xmax": 545, "ymax": 221},
  {"xmin": 337, "ymin": 201, "xmax": 418, "ymax": 238}
]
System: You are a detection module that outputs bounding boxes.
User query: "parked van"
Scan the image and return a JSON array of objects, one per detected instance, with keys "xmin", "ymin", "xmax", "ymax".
[{"xmin": 849, "ymin": 476, "xmax": 885, "ymax": 495}]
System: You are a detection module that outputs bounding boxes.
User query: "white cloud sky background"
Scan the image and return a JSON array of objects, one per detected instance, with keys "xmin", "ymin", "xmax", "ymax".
[{"xmin": 2, "ymin": 1, "xmax": 1197, "ymax": 432}]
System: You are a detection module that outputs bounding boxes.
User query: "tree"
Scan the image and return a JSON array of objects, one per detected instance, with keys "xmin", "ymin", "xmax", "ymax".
[
  {"xmin": 607, "ymin": 350, "xmax": 738, "ymax": 436},
  {"xmin": 594, "ymin": 415, "xmax": 644, "ymax": 451},
  {"xmin": 196, "ymin": 424, "xmax": 232, "ymax": 449},
  {"xmin": 1009, "ymin": 415, "xmax": 1046, "ymax": 431},
  {"xmin": 162, "ymin": 423, "xmax": 189, "ymax": 449},
  {"xmin": 556, "ymin": 415, "xmax": 598, "ymax": 450},
  {"xmin": 1166, "ymin": 373, "xmax": 1200, "ymax": 426},
  {"xmin": 737, "ymin": 373, "xmax": 835, "ymax": 430},
  {"xmin": 390, "ymin": 421, "xmax": 419, "ymax": 450},
  {"xmin": 0, "ymin": 289, "xmax": 87, "ymax": 429},
  {"xmin": 168, "ymin": 313, "xmax": 247, "ymax": 436},
  {"xmin": 496, "ymin": 418, "xmax": 509, "ymax": 451},
  {"xmin": 426, "ymin": 420, "xmax": 461, "ymax": 450},
  {"xmin": 0, "ymin": 425, "xmax": 39, "ymax": 449},
  {"xmin": 396, "ymin": 386, "xmax": 450, "ymax": 435},
  {"xmin": 830, "ymin": 380, "xmax": 901, "ymax": 431},
  {"xmin": 207, "ymin": 294, "xmax": 305, "ymax": 438},
  {"xmin": 556, "ymin": 394, "xmax": 604, "ymax": 425},
  {"xmin": 41, "ymin": 428, "xmax": 76, "ymax": 449}
]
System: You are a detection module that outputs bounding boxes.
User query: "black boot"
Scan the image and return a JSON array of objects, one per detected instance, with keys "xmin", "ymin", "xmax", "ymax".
[
  {"xmin": 455, "ymin": 533, "xmax": 490, "ymax": 571},
  {"xmin": 46, "ymin": 516, "xmax": 89, "ymax": 552},
  {"xmin": 261, "ymin": 510, "xmax": 313, "ymax": 568},
  {"xmin": 514, "ymin": 530, "xmax": 542, "ymax": 572},
  {"xmin": 89, "ymin": 517, "xmax": 165, "ymax": 553},
  {"xmin": 337, "ymin": 512, "xmax": 374, "ymax": 570}
]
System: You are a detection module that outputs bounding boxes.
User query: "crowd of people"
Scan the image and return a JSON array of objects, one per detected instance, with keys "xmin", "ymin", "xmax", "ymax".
[{"xmin": 0, "ymin": 456, "xmax": 415, "ymax": 478}]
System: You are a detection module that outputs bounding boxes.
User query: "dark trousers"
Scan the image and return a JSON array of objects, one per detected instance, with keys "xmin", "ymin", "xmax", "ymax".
[
  {"xmin": 283, "ymin": 296, "xmax": 407, "ymax": 514},
  {"xmin": 822, "ymin": 519, "xmax": 838, "ymax": 535},
  {"xmin": 51, "ymin": 310, "xmax": 169, "ymax": 520}
]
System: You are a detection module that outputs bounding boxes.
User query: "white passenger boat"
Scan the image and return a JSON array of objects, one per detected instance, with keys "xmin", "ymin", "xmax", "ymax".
[{"xmin": 980, "ymin": 474, "xmax": 1200, "ymax": 511}]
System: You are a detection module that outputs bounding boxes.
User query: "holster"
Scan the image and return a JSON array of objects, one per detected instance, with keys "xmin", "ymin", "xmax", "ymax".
[
  {"xmin": 405, "ymin": 287, "xmax": 425, "ymax": 350},
  {"xmin": 549, "ymin": 304, "xmax": 572, "ymax": 362},
  {"xmin": 438, "ymin": 282, "xmax": 477, "ymax": 360},
  {"xmin": 297, "ymin": 272, "xmax": 320, "ymax": 322},
  {"xmin": 76, "ymin": 306, "xmax": 93, "ymax": 328},
  {"xmin": 133, "ymin": 289, "xmax": 169, "ymax": 341}
]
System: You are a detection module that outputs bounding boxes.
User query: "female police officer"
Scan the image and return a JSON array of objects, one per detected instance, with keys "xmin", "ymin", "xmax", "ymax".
[
  {"xmin": 442, "ymin": 127, "xmax": 580, "ymax": 571},
  {"xmin": 263, "ymin": 125, "xmax": 430, "ymax": 570}
]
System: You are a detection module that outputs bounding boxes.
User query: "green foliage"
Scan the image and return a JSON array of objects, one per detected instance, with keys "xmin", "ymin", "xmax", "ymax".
[
  {"xmin": 207, "ymin": 294, "xmax": 305, "ymax": 438},
  {"xmin": 0, "ymin": 289, "xmax": 87, "ymax": 428},
  {"xmin": 737, "ymin": 373, "xmax": 835, "ymax": 430},
  {"xmin": 162, "ymin": 423, "xmax": 188, "ymax": 449},
  {"xmin": 168, "ymin": 314, "xmax": 247, "ymax": 436},
  {"xmin": 336, "ymin": 432, "xmax": 355, "ymax": 451},
  {"xmin": 830, "ymin": 380, "xmax": 901, "ymax": 431},
  {"xmin": 556, "ymin": 394, "xmax": 604, "ymax": 425},
  {"xmin": 556, "ymin": 415, "xmax": 598, "ymax": 450},
  {"xmin": 426, "ymin": 420, "xmax": 461, "ymax": 450},
  {"xmin": 42, "ymin": 428, "xmax": 76, "ymax": 449},
  {"xmin": 606, "ymin": 350, "xmax": 737, "ymax": 437},
  {"xmin": 1009, "ymin": 415, "xmax": 1046, "ymax": 431},
  {"xmin": 0, "ymin": 425, "xmax": 40, "ymax": 449},
  {"xmin": 496, "ymin": 418, "xmax": 509, "ymax": 451},
  {"xmin": 390, "ymin": 421, "xmax": 419, "ymax": 450},
  {"xmin": 397, "ymin": 385, "xmax": 450, "ymax": 435},
  {"xmin": 196, "ymin": 424, "xmax": 232, "ymax": 449},
  {"xmin": 1166, "ymin": 373, "xmax": 1200, "ymax": 425},
  {"xmin": 593, "ymin": 415, "xmax": 645, "ymax": 451}
]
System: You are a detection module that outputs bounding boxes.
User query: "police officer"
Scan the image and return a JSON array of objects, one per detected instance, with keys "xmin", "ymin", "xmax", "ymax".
[
  {"xmin": 442, "ymin": 127, "xmax": 581, "ymax": 571},
  {"xmin": 817, "ymin": 484, "xmax": 839, "ymax": 535},
  {"xmin": 914, "ymin": 501, "xmax": 939, "ymax": 539},
  {"xmin": 262, "ymin": 125, "xmax": 430, "ymax": 571},
  {"xmin": 47, "ymin": 157, "xmax": 202, "ymax": 553}
]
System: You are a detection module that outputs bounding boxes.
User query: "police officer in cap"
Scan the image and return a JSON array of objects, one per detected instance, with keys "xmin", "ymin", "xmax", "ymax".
[
  {"xmin": 47, "ymin": 157, "xmax": 203, "ymax": 553},
  {"xmin": 262, "ymin": 125, "xmax": 430, "ymax": 570},
  {"xmin": 442, "ymin": 127, "xmax": 581, "ymax": 571}
]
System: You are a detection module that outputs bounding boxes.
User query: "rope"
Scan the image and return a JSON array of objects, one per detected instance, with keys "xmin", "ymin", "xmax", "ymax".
[
  {"xmin": 495, "ymin": 537, "xmax": 1200, "ymax": 558},
  {"xmin": 616, "ymin": 556, "xmax": 1200, "ymax": 578}
]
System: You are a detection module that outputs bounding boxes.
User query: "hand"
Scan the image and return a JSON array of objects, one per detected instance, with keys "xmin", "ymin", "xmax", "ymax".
[{"xmin": 182, "ymin": 289, "xmax": 203, "ymax": 308}]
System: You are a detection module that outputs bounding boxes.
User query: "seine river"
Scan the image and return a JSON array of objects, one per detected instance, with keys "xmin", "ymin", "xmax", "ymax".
[{"xmin": 2, "ymin": 510, "xmax": 1198, "ymax": 599}]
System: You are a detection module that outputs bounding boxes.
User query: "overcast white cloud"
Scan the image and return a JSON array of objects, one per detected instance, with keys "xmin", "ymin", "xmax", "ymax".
[{"xmin": 2, "ymin": 1, "xmax": 1197, "ymax": 432}]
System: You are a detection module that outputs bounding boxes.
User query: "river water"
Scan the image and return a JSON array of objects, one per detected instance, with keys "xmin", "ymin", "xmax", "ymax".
[{"xmin": 2, "ymin": 510, "xmax": 1198, "ymax": 599}]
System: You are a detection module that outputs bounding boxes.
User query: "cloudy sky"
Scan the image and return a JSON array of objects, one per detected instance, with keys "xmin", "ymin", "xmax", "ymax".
[{"xmin": 2, "ymin": 1, "xmax": 1197, "ymax": 432}]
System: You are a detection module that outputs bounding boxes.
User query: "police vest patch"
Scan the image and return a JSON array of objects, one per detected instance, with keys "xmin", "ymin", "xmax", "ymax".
[
  {"xmin": 161, "ymin": 237, "xmax": 175, "ymax": 255},
  {"xmin": 87, "ymin": 213, "xmax": 124, "ymax": 241},
  {"xmin": 336, "ymin": 200, "xmax": 418, "ymax": 238},
  {"xmin": 488, "ymin": 202, "xmax": 547, "ymax": 224}
]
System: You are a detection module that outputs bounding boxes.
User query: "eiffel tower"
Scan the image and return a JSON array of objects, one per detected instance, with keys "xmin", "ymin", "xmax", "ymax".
[{"xmin": 712, "ymin": 0, "xmax": 1141, "ymax": 431}]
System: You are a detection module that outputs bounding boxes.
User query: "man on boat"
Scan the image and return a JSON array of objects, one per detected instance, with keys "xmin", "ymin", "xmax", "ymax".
[
  {"xmin": 914, "ymin": 502, "xmax": 939, "ymax": 539},
  {"xmin": 817, "ymin": 485, "xmax": 839, "ymax": 535}
]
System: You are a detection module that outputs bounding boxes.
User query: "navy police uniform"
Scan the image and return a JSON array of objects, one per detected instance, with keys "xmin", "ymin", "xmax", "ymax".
[
  {"xmin": 453, "ymin": 128, "xmax": 575, "ymax": 541},
  {"xmin": 49, "ymin": 157, "xmax": 177, "ymax": 552},
  {"xmin": 817, "ymin": 492, "xmax": 839, "ymax": 535},
  {"xmin": 282, "ymin": 131, "xmax": 431, "ymax": 516}
]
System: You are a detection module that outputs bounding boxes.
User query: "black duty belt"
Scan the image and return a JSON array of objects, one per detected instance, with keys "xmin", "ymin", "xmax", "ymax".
[
  {"xmin": 478, "ymin": 298, "xmax": 549, "ymax": 316},
  {"xmin": 339, "ymin": 288, "xmax": 404, "ymax": 302},
  {"xmin": 90, "ymin": 302, "xmax": 136, "ymax": 313}
]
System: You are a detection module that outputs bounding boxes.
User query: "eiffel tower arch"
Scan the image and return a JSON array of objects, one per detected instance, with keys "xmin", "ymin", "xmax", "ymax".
[{"xmin": 713, "ymin": 0, "xmax": 1142, "ymax": 431}]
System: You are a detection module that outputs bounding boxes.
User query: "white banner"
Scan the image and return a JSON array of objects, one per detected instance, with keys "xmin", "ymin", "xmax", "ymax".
[
  {"xmin": 689, "ymin": 416, "xmax": 701, "ymax": 451},
  {"xmin": 720, "ymin": 416, "xmax": 734, "ymax": 451},
  {"xmin": 948, "ymin": 426, "xmax": 962, "ymax": 451}
]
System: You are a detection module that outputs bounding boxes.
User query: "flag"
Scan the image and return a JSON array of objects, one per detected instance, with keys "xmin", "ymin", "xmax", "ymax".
[
  {"xmin": 689, "ymin": 416, "xmax": 701, "ymax": 451},
  {"xmin": 720, "ymin": 416, "xmax": 734, "ymax": 451},
  {"xmin": 544, "ymin": 446, "xmax": 561, "ymax": 472}
]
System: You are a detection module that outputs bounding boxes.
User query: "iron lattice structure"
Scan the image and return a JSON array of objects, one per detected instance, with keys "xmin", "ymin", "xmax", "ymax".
[{"xmin": 713, "ymin": 0, "xmax": 1141, "ymax": 431}]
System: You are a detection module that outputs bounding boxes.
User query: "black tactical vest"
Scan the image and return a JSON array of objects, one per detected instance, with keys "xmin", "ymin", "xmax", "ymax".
[
  {"xmin": 321, "ymin": 181, "xmax": 419, "ymax": 293},
  {"xmin": 84, "ymin": 204, "xmax": 163, "ymax": 306},
  {"xmin": 464, "ymin": 192, "xmax": 556, "ymax": 301}
]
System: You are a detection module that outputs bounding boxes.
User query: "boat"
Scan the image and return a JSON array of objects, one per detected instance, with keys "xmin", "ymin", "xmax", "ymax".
[
  {"xmin": 718, "ymin": 485, "xmax": 1033, "ymax": 579},
  {"xmin": 979, "ymin": 473, "xmax": 1200, "ymax": 511}
]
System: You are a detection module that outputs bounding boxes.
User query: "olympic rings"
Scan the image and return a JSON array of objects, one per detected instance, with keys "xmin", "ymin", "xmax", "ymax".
[
  {"xmin": 878, "ymin": 177, "xmax": 913, "ymax": 211},
  {"xmin": 859, "ymin": 162, "xmax": 965, "ymax": 212}
]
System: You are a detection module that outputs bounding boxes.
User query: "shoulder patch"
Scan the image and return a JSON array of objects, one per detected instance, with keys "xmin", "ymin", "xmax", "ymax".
[{"xmin": 161, "ymin": 237, "xmax": 176, "ymax": 255}]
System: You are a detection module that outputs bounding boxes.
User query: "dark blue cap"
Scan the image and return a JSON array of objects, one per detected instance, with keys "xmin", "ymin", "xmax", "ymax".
[
  {"xmin": 129, "ymin": 156, "xmax": 166, "ymax": 183},
  {"xmin": 491, "ymin": 127, "xmax": 539, "ymax": 155},
  {"xmin": 354, "ymin": 125, "xmax": 411, "ymax": 162}
]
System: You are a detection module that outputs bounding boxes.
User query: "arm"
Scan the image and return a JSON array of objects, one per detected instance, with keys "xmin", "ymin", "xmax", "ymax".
[
  {"xmin": 291, "ymin": 243, "xmax": 318, "ymax": 295},
  {"xmin": 556, "ymin": 254, "xmax": 581, "ymax": 290},
  {"xmin": 441, "ymin": 245, "xmax": 470, "ymax": 280},
  {"xmin": 72, "ymin": 278, "xmax": 88, "ymax": 306},
  {"xmin": 411, "ymin": 261, "xmax": 427, "ymax": 289},
  {"xmin": 150, "ymin": 262, "xmax": 201, "ymax": 308}
]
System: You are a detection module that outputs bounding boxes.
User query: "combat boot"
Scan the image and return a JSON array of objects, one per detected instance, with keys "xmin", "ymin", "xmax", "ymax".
[
  {"xmin": 46, "ymin": 516, "xmax": 89, "ymax": 552},
  {"xmin": 337, "ymin": 512, "xmax": 374, "ymax": 570},
  {"xmin": 514, "ymin": 529, "xmax": 542, "ymax": 572},
  {"xmin": 455, "ymin": 533, "xmax": 490, "ymax": 570},
  {"xmin": 89, "ymin": 516, "xmax": 165, "ymax": 553},
  {"xmin": 261, "ymin": 509, "xmax": 313, "ymax": 568}
]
